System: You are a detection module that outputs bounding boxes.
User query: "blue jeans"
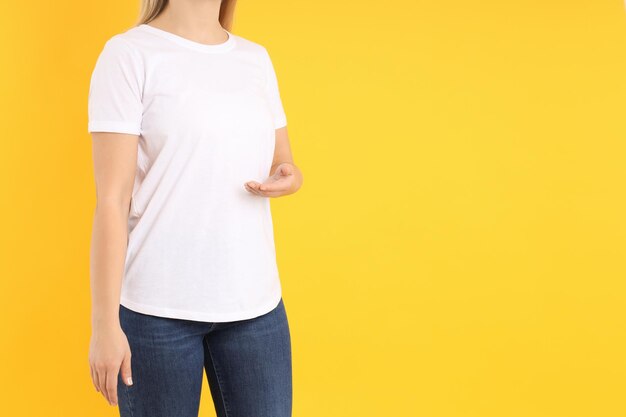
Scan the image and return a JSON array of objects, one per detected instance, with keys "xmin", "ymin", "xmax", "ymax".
[{"xmin": 116, "ymin": 297, "xmax": 292, "ymax": 417}]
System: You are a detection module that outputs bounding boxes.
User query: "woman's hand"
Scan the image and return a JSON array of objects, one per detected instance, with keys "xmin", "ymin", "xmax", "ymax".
[
  {"xmin": 244, "ymin": 162, "xmax": 302, "ymax": 198},
  {"xmin": 89, "ymin": 324, "xmax": 133, "ymax": 406}
]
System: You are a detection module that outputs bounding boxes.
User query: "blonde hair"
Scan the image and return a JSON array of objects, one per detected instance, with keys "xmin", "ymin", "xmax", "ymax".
[{"xmin": 135, "ymin": 0, "xmax": 237, "ymax": 31}]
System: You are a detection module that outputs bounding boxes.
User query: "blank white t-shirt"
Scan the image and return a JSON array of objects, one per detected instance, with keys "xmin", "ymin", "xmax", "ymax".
[{"xmin": 87, "ymin": 24, "xmax": 287, "ymax": 322}]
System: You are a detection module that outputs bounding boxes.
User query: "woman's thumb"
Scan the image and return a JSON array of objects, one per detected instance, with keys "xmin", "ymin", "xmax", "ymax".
[
  {"xmin": 120, "ymin": 353, "xmax": 133, "ymax": 386},
  {"xmin": 279, "ymin": 163, "xmax": 293, "ymax": 176}
]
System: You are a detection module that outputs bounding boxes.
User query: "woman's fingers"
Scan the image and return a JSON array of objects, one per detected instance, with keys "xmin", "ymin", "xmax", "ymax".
[
  {"xmin": 259, "ymin": 180, "xmax": 289, "ymax": 192},
  {"xmin": 88, "ymin": 329, "xmax": 128, "ymax": 406},
  {"xmin": 90, "ymin": 365, "xmax": 99, "ymax": 392},
  {"xmin": 96, "ymin": 366, "xmax": 107, "ymax": 402},
  {"xmin": 120, "ymin": 352, "xmax": 133, "ymax": 387},
  {"xmin": 245, "ymin": 182, "xmax": 267, "ymax": 196},
  {"xmin": 244, "ymin": 182, "xmax": 262, "ymax": 195},
  {"xmin": 245, "ymin": 179, "xmax": 290, "ymax": 196},
  {"xmin": 246, "ymin": 184, "xmax": 281, "ymax": 197},
  {"xmin": 106, "ymin": 367, "xmax": 119, "ymax": 406}
]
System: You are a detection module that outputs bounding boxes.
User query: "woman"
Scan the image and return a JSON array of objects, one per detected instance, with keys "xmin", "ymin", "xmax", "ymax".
[{"xmin": 87, "ymin": 1, "xmax": 302, "ymax": 416}]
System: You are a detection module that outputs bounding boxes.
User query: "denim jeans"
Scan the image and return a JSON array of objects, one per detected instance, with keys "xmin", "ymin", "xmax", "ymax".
[{"xmin": 116, "ymin": 297, "xmax": 292, "ymax": 417}]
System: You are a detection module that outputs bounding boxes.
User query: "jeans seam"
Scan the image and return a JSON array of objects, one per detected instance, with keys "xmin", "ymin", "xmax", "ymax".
[{"xmin": 205, "ymin": 338, "xmax": 230, "ymax": 417}]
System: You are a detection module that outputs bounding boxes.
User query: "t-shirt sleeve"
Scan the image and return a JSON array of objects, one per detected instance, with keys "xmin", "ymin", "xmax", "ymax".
[
  {"xmin": 87, "ymin": 36, "xmax": 144, "ymax": 135},
  {"xmin": 262, "ymin": 47, "xmax": 287, "ymax": 129}
]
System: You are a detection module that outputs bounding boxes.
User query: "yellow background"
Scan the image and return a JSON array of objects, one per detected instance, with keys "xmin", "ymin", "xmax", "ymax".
[{"xmin": 1, "ymin": 1, "xmax": 625, "ymax": 416}]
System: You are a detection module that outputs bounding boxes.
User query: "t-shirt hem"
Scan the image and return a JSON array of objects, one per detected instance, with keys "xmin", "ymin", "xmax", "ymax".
[
  {"xmin": 119, "ymin": 289, "xmax": 283, "ymax": 323},
  {"xmin": 88, "ymin": 120, "xmax": 142, "ymax": 135},
  {"xmin": 274, "ymin": 117, "xmax": 287, "ymax": 129}
]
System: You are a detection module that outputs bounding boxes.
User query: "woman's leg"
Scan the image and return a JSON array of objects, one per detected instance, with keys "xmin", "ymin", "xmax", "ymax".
[
  {"xmin": 117, "ymin": 304, "xmax": 211, "ymax": 417},
  {"xmin": 203, "ymin": 297, "xmax": 293, "ymax": 417}
]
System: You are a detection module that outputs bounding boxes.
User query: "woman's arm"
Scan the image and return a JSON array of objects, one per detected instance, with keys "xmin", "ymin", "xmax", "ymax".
[
  {"xmin": 88, "ymin": 132, "xmax": 138, "ymax": 406},
  {"xmin": 245, "ymin": 126, "xmax": 303, "ymax": 197}
]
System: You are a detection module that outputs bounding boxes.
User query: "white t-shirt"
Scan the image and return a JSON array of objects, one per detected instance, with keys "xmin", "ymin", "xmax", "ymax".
[{"xmin": 87, "ymin": 24, "xmax": 288, "ymax": 322}]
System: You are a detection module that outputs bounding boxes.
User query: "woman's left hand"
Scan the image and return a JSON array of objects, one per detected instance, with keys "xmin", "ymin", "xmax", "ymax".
[{"xmin": 244, "ymin": 162, "xmax": 300, "ymax": 198}]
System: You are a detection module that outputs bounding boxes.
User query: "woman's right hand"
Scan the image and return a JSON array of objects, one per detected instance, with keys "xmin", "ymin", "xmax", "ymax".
[{"xmin": 88, "ymin": 324, "xmax": 133, "ymax": 406}]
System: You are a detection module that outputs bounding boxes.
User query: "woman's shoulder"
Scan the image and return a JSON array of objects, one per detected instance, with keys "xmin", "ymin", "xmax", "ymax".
[
  {"xmin": 93, "ymin": 26, "xmax": 145, "ymax": 59},
  {"xmin": 227, "ymin": 32, "xmax": 271, "ymax": 56}
]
